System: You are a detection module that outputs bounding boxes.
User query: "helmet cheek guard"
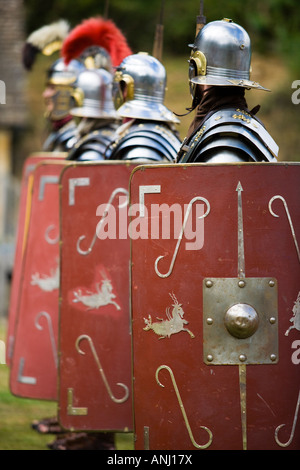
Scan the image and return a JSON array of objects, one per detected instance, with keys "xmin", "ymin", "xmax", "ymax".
[
  {"xmin": 189, "ymin": 50, "xmax": 207, "ymax": 99},
  {"xmin": 45, "ymin": 58, "xmax": 86, "ymax": 120},
  {"xmin": 113, "ymin": 72, "xmax": 134, "ymax": 110},
  {"xmin": 47, "ymin": 84, "xmax": 76, "ymax": 120},
  {"xmin": 71, "ymin": 87, "xmax": 84, "ymax": 109}
]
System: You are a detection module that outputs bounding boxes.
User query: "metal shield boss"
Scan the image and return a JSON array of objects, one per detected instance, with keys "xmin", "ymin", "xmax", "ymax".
[
  {"xmin": 58, "ymin": 162, "xmax": 136, "ymax": 432},
  {"xmin": 7, "ymin": 153, "xmax": 66, "ymax": 366},
  {"xmin": 130, "ymin": 162, "xmax": 300, "ymax": 450},
  {"xmin": 9, "ymin": 158, "xmax": 68, "ymax": 400}
]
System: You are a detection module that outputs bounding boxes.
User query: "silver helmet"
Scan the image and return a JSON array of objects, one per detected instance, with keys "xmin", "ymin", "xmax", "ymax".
[
  {"xmin": 45, "ymin": 58, "xmax": 85, "ymax": 120},
  {"xmin": 112, "ymin": 52, "xmax": 179, "ymax": 123},
  {"xmin": 79, "ymin": 46, "xmax": 112, "ymax": 72},
  {"xmin": 71, "ymin": 68, "xmax": 118, "ymax": 119},
  {"xmin": 189, "ymin": 18, "xmax": 269, "ymax": 95}
]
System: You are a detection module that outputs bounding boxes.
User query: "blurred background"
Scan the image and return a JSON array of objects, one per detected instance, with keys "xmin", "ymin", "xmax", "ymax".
[{"xmin": 0, "ymin": 0, "xmax": 299, "ymax": 318}]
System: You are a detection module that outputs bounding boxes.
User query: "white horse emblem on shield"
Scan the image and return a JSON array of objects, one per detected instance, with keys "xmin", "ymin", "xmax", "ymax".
[
  {"xmin": 143, "ymin": 293, "xmax": 194, "ymax": 339},
  {"xmin": 285, "ymin": 291, "xmax": 300, "ymax": 336},
  {"xmin": 72, "ymin": 271, "xmax": 121, "ymax": 311}
]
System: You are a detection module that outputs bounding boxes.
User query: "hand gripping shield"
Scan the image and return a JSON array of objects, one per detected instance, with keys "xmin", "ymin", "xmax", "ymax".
[
  {"xmin": 6, "ymin": 153, "xmax": 66, "ymax": 366},
  {"xmin": 130, "ymin": 162, "xmax": 300, "ymax": 450},
  {"xmin": 9, "ymin": 159, "xmax": 68, "ymax": 400},
  {"xmin": 58, "ymin": 161, "xmax": 137, "ymax": 432}
]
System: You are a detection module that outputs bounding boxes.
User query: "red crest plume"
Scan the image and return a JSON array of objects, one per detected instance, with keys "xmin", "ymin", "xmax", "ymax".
[{"xmin": 61, "ymin": 17, "xmax": 132, "ymax": 67}]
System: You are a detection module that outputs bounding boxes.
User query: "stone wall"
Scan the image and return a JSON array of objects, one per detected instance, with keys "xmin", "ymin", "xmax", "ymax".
[
  {"xmin": 0, "ymin": 0, "xmax": 27, "ymax": 128},
  {"xmin": 0, "ymin": 0, "xmax": 27, "ymax": 316}
]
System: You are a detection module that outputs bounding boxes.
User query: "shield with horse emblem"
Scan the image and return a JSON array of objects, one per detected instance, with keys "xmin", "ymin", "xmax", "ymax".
[
  {"xmin": 130, "ymin": 162, "xmax": 300, "ymax": 450},
  {"xmin": 58, "ymin": 161, "xmax": 136, "ymax": 432},
  {"xmin": 9, "ymin": 159, "xmax": 68, "ymax": 400},
  {"xmin": 6, "ymin": 152, "xmax": 66, "ymax": 366}
]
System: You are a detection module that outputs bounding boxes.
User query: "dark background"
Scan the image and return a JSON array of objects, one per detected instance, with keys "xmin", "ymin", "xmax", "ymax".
[{"xmin": 24, "ymin": 0, "xmax": 300, "ymax": 74}]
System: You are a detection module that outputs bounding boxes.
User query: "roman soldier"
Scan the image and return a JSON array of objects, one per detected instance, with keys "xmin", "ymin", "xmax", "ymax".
[
  {"xmin": 106, "ymin": 52, "xmax": 181, "ymax": 162},
  {"xmin": 36, "ymin": 17, "xmax": 132, "ymax": 451},
  {"xmin": 66, "ymin": 68, "xmax": 120, "ymax": 161},
  {"xmin": 61, "ymin": 16, "xmax": 133, "ymax": 161},
  {"xmin": 177, "ymin": 19, "xmax": 279, "ymax": 163},
  {"xmin": 22, "ymin": 20, "xmax": 85, "ymax": 152}
]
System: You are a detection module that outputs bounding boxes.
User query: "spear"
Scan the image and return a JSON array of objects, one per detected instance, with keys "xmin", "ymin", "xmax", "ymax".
[
  {"xmin": 195, "ymin": 0, "xmax": 206, "ymax": 36},
  {"xmin": 103, "ymin": 0, "xmax": 110, "ymax": 19},
  {"xmin": 152, "ymin": 0, "xmax": 165, "ymax": 62}
]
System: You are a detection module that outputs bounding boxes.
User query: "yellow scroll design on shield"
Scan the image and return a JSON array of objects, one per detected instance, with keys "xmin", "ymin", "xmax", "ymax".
[
  {"xmin": 156, "ymin": 365, "xmax": 213, "ymax": 449},
  {"xmin": 67, "ymin": 388, "xmax": 88, "ymax": 416},
  {"xmin": 22, "ymin": 173, "xmax": 34, "ymax": 256},
  {"xmin": 76, "ymin": 187, "xmax": 128, "ymax": 255},
  {"xmin": 45, "ymin": 224, "xmax": 59, "ymax": 245},
  {"xmin": 275, "ymin": 389, "xmax": 300, "ymax": 447},
  {"xmin": 269, "ymin": 195, "xmax": 300, "ymax": 263},
  {"xmin": 154, "ymin": 197, "xmax": 210, "ymax": 278},
  {"xmin": 76, "ymin": 334, "xmax": 129, "ymax": 403},
  {"xmin": 35, "ymin": 311, "xmax": 57, "ymax": 367}
]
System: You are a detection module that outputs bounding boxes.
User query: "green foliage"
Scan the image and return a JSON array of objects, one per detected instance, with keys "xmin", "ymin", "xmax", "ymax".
[{"xmin": 23, "ymin": 0, "xmax": 300, "ymax": 73}]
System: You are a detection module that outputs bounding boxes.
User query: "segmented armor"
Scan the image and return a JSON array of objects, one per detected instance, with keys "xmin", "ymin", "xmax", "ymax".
[
  {"xmin": 42, "ymin": 118, "xmax": 78, "ymax": 152},
  {"xmin": 177, "ymin": 17, "xmax": 279, "ymax": 163},
  {"xmin": 107, "ymin": 52, "xmax": 181, "ymax": 163},
  {"xmin": 178, "ymin": 108, "xmax": 278, "ymax": 163},
  {"xmin": 106, "ymin": 120, "xmax": 181, "ymax": 162},
  {"xmin": 67, "ymin": 123, "xmax": 118, "ymax": 161}
]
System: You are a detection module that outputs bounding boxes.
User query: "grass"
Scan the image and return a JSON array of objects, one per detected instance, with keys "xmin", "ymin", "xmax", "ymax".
[
  {"xmin": 0, "ymin": 317, "xmax": 57, "ymax": 450},
  {"xmin": 0, "ymin": 318, "xmax": 134, "ymax": 450}
]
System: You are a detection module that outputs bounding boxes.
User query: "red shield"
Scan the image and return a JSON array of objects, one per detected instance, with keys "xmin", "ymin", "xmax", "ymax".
[
  {"xmin": 58, "ymin": 161, "xmax": 136, "ymax": 431},
  {"xmin": 9, "ymin": 159, "xmax": 68, "ymax": 400},
  {"xmin": 6, "ymin": 153, "xmax": 66, "ymax": 366},
  {"xmin": 130, "ymin": 162, "xmax": 300, "ymax": 450}
]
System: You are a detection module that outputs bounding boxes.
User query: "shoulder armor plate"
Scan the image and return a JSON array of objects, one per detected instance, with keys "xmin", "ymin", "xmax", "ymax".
[
  {"xmin": 43, "ymin": 122, "xmax": 77, "ymax": 152},
  {"xmin": 106, "ymin": 122, "xmax": 181, "ymax": 162},
  {"xmin": 68, "ymin": 125, "xmax": 117, "ymax": 161},
  {"xmin": 178, "ymin": 108, "xmax": 278, "ymax": 163}
]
